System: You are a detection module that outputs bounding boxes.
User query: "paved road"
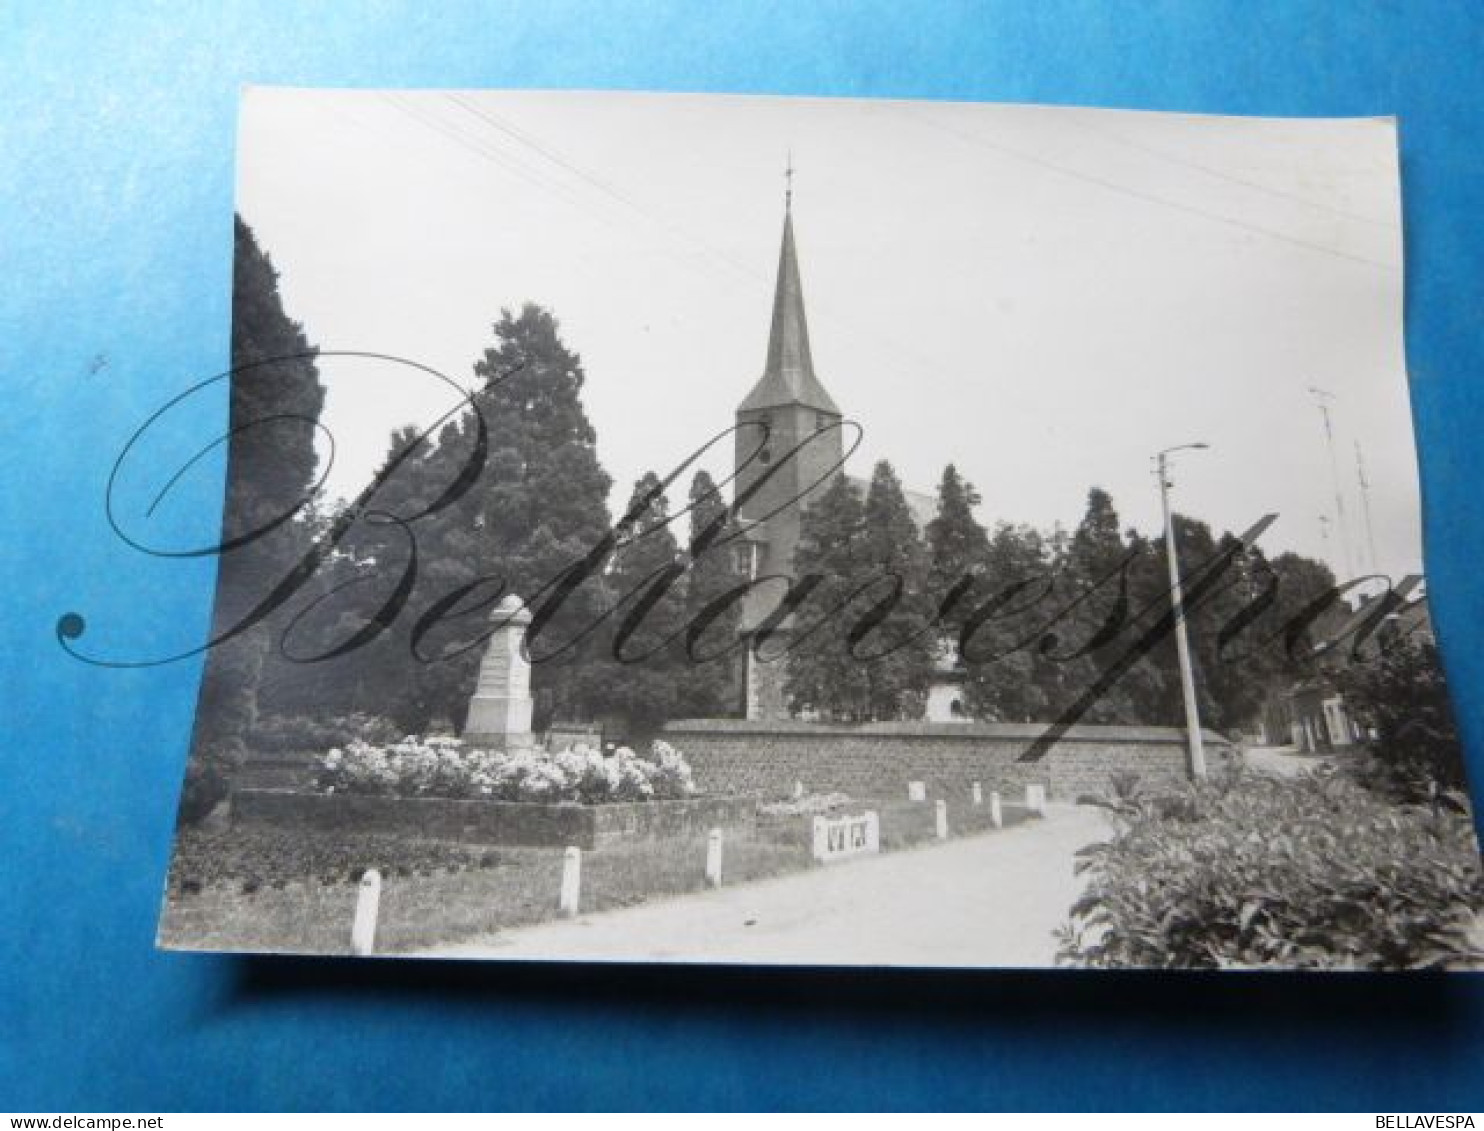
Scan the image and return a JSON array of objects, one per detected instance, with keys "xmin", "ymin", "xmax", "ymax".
[
  {"xmin": 421, "ymin": 803, "xmax": 1109, "ymax": 968},
  {"xmin": 1243, "ymin": 743, "xmax": 1337, "ymax": 778}
]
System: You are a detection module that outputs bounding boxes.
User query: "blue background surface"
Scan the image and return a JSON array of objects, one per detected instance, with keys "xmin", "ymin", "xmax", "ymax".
[{"xmin": 3, "ymin": 0, "xmax": 1484, "ymax": 1111}]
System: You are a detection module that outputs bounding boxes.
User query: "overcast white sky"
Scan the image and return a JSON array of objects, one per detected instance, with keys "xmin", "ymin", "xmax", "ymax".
[{"xmin": 237, "ymin": 88, "xmax": 1418, "ymax": 581}]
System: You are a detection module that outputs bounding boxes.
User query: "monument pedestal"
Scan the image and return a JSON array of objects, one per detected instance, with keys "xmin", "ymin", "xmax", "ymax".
[{"xmin": 463, "ymin": 596, "xmax": 535, "ymax": 752}]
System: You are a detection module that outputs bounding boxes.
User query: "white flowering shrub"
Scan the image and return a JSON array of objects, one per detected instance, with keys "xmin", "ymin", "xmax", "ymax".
[
  {"xmin": 648, "ymin": 740, "xmax": 697, "ymax": 799},
  {"xmin": 316, "ymin": 737, "xmax": 697, "ymax": 803}
]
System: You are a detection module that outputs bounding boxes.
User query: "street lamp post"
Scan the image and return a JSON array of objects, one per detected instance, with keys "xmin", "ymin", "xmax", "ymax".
[{"xmin": 1157, "ymin": 443, "xmax": 1210, "ymax": 780}]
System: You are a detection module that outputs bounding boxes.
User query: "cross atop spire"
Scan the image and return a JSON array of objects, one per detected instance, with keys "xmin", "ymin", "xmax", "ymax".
[{"xmin": 736, "ymin": 184, "xmax": 840, "ymax": 416}]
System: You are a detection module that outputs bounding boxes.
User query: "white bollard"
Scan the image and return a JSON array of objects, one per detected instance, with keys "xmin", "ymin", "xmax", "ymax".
[
  {"xmin": 351, "ymin": 868, "xmax": 381, "ymax": 956},
  {"xmin": 935, "ymin": 799, "xmax": 948, "ymax": 840},
  {"xmin": 1026, "ymin": 783, "xmax": 1046, "ymax": 816},
  {"xmin": 793, "ymin": 780, "xmax": 805, "ymax": 799},
  {"xmin": 812, "ymin": 815, "xmax": 827, "ymax": 862},
  {"xmin": 990, "ymin": 791, "xmax": 1003, "ymax": 829},
  {"xmin": 865, "ymin": 810, "xmax": 881, "ymax": 853},
  {"xmin": 705, "ymin": 828, "xmax": 724, "ymax": 888},
  {"xmin": 559, "ymin": 846, "xmax": 582, "ymax": 917},
  {"xmin": 908, "ymin": 780, "xmax": 926, "ymax": 802},
  {"xmin": 972, "ymin": 781, "xmax": 983, "ymax": 806}
]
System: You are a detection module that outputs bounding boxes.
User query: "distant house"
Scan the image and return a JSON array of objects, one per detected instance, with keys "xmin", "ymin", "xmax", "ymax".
[
  {"xmin": 1257, "ymin": 588, "xmax": 1434, "ymax": 752},
  {"xmin": 1259, "ymin": 677, "xmax": 1362, "ymax": 752}
]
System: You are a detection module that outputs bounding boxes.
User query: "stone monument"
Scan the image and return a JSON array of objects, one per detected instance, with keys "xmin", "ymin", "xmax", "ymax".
[{"xmin": 463, "ymin": 595, "xmax": 535, "ymax": 751}]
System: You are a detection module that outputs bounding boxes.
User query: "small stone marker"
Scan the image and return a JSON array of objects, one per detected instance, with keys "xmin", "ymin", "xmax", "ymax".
[
  {"xmin": 908, "ymin": 780, "xmax": 926, "ymax": 802},
  {"xmin": 1026, "ymin": 783, "xmax": 1047, "ymax": 816},
  {"xmin": 351, "ymin": 868, "xmax": 381, "ymax": 957},
  {"xmin": 793, "ymin": 780, "xmax": 805, "ymax": 800},
  {"xmin": 812, "ymin": 811, "xmax": 881, "ymax": 863},
  {"xmin": 934, "ymin": 799, "xmax": 948, "ymax": 840},
  {"xmin": 559, "ymin": 846, "xmax": 582, "ymax": 917},
  {"xmin": 705, "ymin": 828, "xmax": 724, "ymax": 888},
  {"xmin": 972, "ymin": 782, "xmax": 983, "ymax": 806},
  {"xmin": 990, "ymin": 791, "xmax": 1003, "ymax": 829}
]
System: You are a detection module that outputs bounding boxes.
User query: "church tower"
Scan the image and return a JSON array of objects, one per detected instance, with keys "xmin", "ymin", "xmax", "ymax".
[{"xmin": 734, "ymin": 176, "xmax": 844, "ymax": 719}]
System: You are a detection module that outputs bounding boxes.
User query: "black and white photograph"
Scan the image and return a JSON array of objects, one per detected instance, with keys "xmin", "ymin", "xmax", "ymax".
[{"xmin": 155, "ymin": 88, "xmax": 1481, "ymax": 969}]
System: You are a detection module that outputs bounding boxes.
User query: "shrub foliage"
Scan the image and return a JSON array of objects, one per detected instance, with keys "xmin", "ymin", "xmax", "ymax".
[
  {"xmin": 1340, "ymin": 636, "xmax": 1469, "ymax": 799},
  {"xmin": 1058, "ymin": 768, "xmax": 1484, "ymax": 970},
  {"xmin": 250, "ymin": 712, "xmax": 405, "ymax": 754}
]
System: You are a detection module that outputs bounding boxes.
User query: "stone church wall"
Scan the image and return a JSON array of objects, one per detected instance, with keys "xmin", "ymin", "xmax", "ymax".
[{"xmin": 661, "ymin": 719, "xmax": 1230, "ymax": 801}]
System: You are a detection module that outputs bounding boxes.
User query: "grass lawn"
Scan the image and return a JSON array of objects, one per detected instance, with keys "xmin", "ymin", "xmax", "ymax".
[{"xmin": 159, "ymin": 797, "xmax": 1038, "ymax": 955}]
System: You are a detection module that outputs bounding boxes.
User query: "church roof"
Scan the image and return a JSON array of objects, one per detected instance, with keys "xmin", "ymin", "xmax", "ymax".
[
  {"xmin": 847, "ymin": 475, "xmax": 938, "ymax": 533},
  {"xmin": 738, "ymin": 207, "xmax": 841, "ymax": 416}
]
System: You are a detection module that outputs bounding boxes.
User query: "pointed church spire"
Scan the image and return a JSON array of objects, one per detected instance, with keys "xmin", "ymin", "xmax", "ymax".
[{"xmin": 738, "ymin": 165, "xmax": 840, "ymax": 415}]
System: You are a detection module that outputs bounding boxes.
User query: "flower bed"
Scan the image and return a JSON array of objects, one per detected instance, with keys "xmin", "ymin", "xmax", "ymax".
[
  {"xmin": 226, "ymin": 737, "xmax": 742, "ymax": 850},
  {"xmin": 316, "ymin": 737, "xmax": 695, "ymax": 803}
]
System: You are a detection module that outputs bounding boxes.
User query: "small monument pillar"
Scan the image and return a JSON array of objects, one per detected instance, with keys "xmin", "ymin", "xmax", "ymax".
[{"xmin": 463, "ymin": 595, "xmax": 535, "ymax": 751}]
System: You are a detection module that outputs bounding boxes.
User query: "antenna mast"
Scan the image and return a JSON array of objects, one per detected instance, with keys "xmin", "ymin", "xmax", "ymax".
[
  {"xmin": 1355, "ymin": 440, "xmax": 1380, "ymax": 576},
  {"xmin": 1308, "ymin": 386, "xmax": 1353, "ymax": 580}
]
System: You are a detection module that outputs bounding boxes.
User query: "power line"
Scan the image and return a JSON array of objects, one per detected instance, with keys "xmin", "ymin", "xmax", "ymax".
[
  {"xmin": 428, "ymin": 95, "xmax": 1037, "ymax": 417},
  {"xmin": 382, "ymin": 94, "xmax": 771, "ymax": 307},
  {"xmin": 1064, "ymin": 117, "xmax": 1400, "ymax": 232},
  {"xmin": 899, "ymin": 106, "xmax": 1399, "ymax": 273},
  {"xmin": 445, "ymin": 93, "xmax": 760, "ymax": 283},
  {"xmin": 377, "ymin": 93, "xmax": 597, "ymax": 213}
]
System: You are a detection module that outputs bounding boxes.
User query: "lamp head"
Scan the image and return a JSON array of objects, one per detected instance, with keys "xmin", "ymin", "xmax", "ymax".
[{"xmin": 1158, "ymin": 441, "xmax": 1211, "ymax": 458}]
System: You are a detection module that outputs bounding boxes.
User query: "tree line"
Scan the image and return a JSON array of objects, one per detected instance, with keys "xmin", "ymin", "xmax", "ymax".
[
  {"xmin": 785, "ymin": 464, "xmax": 1342, "ymax": 729},
  {"xmin": 186, "ymin": 218, "xmax": 1356, "ymax": 815}
]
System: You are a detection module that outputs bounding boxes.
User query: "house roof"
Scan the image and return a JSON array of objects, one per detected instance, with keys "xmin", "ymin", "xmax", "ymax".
[{"xmin": 846, "ymin": 475, "xmax": 938, "ymax": 532}]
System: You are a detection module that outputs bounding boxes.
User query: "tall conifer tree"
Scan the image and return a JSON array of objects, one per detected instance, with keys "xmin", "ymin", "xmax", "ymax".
[
  {"xmin": 925, "ymin": 463, "xmax": 992, "ymax": 678},
  {"xmin": 184, "ymin": 217, "xmax": 326, "ymax": 819},
  {"xmin": 1045, "ymin": 487, "xmax": 1150, "ymax": 723},
  {"xmin": 856, "ymin": 461, "xmax": 936, "ymax": 719},
  {"xmin": 300, "ymin": 304, "xmax": 617, "ymax": 732},
  {"xmin": 677, "ymin": 469, "xmax": 746, "ymax": 718},
  {"xmin": 469, "ymin": 305, "xmax": 615, "ymax": 724},
  {"xmin": 960, "ymin": 521, "xmax": 1056, "ymax": 722},
  {"xmin": 599, "ymin": 471, "xmax": 687, "ymax": 736},
  {"xmin": 784, "ymin": 473, "xmax": 872, "ymax": 720}
]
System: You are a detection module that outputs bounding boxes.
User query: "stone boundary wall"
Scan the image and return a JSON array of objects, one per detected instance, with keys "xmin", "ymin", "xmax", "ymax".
[
  {"xmin": 660, "ymin": 720, "xmax": 1232, "ymax": 801},
  {"xmin": 232, "ymin": 789, "xmax": 757, "ymax": 850}
]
